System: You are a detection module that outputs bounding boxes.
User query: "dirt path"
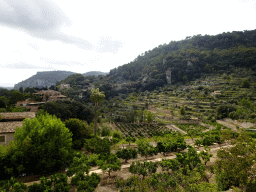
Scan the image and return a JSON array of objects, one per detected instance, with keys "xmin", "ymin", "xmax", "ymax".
[
  {"xmin": 21, "ymin": 135, "xmax": 234, "ymax": 192},
  {"xmin": 217, "ymin": 120, "xmax": 238, "ymax": 130},
  {"xmin": 23, "ymin": 140, "xmax": 231, "ymax": 191},
  {"xmin": 166, "ymin": 124, "xmax": 187, "ymax": 134},
  {"xmin": 200, "ymin": 122, "xmax": 216, "ymax": 131},
  {"xmin": 94, "ymin": 143, "xmax": 232, "ymax": 192}
]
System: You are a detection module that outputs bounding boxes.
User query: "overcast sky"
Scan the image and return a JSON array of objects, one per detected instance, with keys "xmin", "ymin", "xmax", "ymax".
[{"xmin": 0, "ymin": 0, "xmax": 256, "ymax": 87}]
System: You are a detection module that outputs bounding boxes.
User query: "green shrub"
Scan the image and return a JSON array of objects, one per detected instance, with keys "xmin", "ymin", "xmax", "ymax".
[
  {"xmin": 84, "ymin": 138, "xmax": 110, "ymax": 155},
  {"xmin": 112, "ymin": 130, "xmax": 123, "ymax": 140},
  {"xmin": 100, "ymin": 124, "xmax": 111, "ymax": 136}
]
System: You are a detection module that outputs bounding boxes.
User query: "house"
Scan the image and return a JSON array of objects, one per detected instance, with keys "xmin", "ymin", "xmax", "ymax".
[
  {"xmin": 15, "ymin": 99, "xmax": 45, "ymax": 113},
  {"xmin": 60, "ymin": 83, "xmax": 70, "ymax": 90},
  {"xmin": 0, "ymin": 112, "xmax": 35, "ymax": 146},
  {"xmin": 0, "ymin": 122, "xmax": 23, "ymax": 146},
  {"xmin": 79, "ymin": 93, "xmax": 83, "ymax": 98},
  {"xmin": 33, "ymin": 90, "xmax": 69, "ymax": 102}
]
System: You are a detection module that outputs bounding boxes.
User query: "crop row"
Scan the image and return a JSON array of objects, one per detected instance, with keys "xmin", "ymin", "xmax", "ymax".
[{"xmin": 114, "ymin": 123, "xmax": 173, "ymax": 138}]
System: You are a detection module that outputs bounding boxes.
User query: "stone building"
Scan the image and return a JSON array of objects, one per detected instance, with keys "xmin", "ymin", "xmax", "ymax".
[
  {"xmin": 33, "ymin": 90, "xmax": 68, "ymax": 102},
  {"xmin": 0, "ymin": 112, "xmax": 35, "ymax": 146},
  {"xmin": 60, "ymin": 83, "xmax": 70, "ymax": 90}
]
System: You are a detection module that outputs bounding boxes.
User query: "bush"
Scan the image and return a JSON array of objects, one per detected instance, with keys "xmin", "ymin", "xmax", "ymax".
[
  {"xmin": 84, "ymin": 138, "xmax": 110, "ymax": 155},
  {"xmin": 96, "ymin": 153, "xmax": 121, "ymax": 176},
  {"xmin": 116, "ymin": 148, "xmax": 138, "ymax": 163},
  {"xmin": 100, "ymin": 124, "xmax": 111, "ymax": 136},
  {"xmin": 112, "ymin": 130, "xmax": 123, "ymax": 140},
  {"xmin": 137, "ymin": 139, "xmax": 157, "ymax": 159},
  {"xmin": 202, "ymin": 135, "xmax": 216, "ymax": 146},
  {"xmin": 65, "ymin": 118, "xmax": 92, "ymax": 149}
]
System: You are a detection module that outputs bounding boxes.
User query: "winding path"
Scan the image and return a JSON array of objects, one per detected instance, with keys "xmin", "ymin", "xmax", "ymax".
[{"xmin": 166, "ymin": 124, "xmax": 187, "ymax": 134}]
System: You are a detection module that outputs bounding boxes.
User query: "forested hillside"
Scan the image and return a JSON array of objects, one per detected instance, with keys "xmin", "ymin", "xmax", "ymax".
[
  {"xmin": 59, "ymin": 29, "xmax": 256, "ymax": 102},
  {"xmin": 107, "ymin": 29, "xmax": 256, "ymax": 87}
]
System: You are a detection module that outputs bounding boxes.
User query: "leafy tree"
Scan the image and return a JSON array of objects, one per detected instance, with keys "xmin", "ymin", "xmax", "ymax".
[
  {"xmin": 220, "ymin": 129, "xmax": 233, "ymax": 144},
  {"xmin": 100, "ymin": 124, "xmax": 111, "ymax": 136},
  {"xmin": 40, "ymin": 100, "xmax": 93, "ymax": 123},
  {"xmin": 215, "ymin": 134, "xmax": 256, "ymax": 191},
  {"xmin": 65, "ymin": 152, "xmax": 100, "ymax": 191},
  {"xmin": 0, "ymin": 96, "xmax": 7, "ymax": 108},
  {"xmin": 84, "ymin": 138, "xmax": 111, "ymax": 155},
  {"xmin": 97, "ymin": 153, "xmax": 121, "ymax": 176},
  {"xmin": 144, "ymin": 110, "xmax": 154, "ymax": 123},
  {"xmin": 157, "ymin": 139, "xmax": 176, "ymax": 155},
  {"xmin": 199, "ymin": 147, "xmax": 213, "ymax": 165},
  {"xmin": 90, "ymin": 88, "xmax": 105, "ymax": 138},
  {"xmin": 9, "ymin": 90, "xmax": 26, "ymax": 105},
  {"xmin": 66, "ymin": 153, "xmax": 91, "ymax": 177},
  {"xmin": 0, "ymin": 177, "xmax": 27, "ymax": 192},
  {"xmin": 194, "ymin": 139, "xmax": 203, "ymax": 148},
  {"xmin": 215, "ymin": 104, "xmax": 236, "ymax": 119},
  {"xmin": 241, "ymin": 78, "xmax": 250, "ymax": 88},
  {"xmin": 14, "ymin": 113, "xmax": 73, "ymax": 175},
  {"xmin": 202, "ymin": 135, "xmax": 216, "ymax": 146},
  {"xmin": 76, "ymin": 172, "xmax": 101, "ymax": 192},
  {"xmin": 112, "ymin": 130, "xmax": 123, "ymax": 141},
  {"xmin": 18, "ymin": 87, "xmax": 23, "ymax": 94},
  {"xmin": 180, "ymin": 107, "xmax": 186, "ymax": 115},
  {"xmin": 28, "ymin": 173, "xmax": 70, "ymax": 192},
  {"xmin": 159, "ymin": 159, "xmax": 180, "ymax": 173},
  {"xmin": 137, "ymin": 139, "xmax": 157, "ymax": 159},
  {"xmin": 88, "ymin": 153, "xmax": 99, "ymax": 166},
  {"xmin": 65, "ymin": 118, "xmax": 92, "ymax": 149},
  {"xmin": 176, "ymin": 146, "xmax": 201, "ymax": 170},
  {"xmin": 187, "ymin": 127, "xmax": 198, "ymax": 141},
  {"xmin": 125, "ymin": 136, "xmax": 136, "ymax": 146},
  {"xmin": 129, "ymin": 161, "xmax": 158, "ymax": 179},
  {"xmin": 116, "ymin": 148, "xmax": 138, "ymax": 163}
]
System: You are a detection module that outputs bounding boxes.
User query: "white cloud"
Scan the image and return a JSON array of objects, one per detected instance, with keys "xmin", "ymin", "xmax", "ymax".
[{"xmin": 0, "ymin": 0, "xmax": 256, "ymax": 87}]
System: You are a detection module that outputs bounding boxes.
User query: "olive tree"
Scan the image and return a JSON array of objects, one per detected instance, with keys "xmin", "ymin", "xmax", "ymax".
[
  {"xmin": 215, "ymin": 133, "xmax": 256, "ymax": 191},
  {"xmin": 90, "ymin": 88, "xmax": 105, "ymax": 138}
]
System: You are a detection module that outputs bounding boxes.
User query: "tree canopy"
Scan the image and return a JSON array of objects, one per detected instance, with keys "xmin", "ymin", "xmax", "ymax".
[{"xmin": 13, "ymin": 113, "xmax": 73, "ymax": 175}]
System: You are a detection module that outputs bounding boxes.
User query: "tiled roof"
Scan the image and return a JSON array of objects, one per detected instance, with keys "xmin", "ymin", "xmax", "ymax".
[
  {"xmin": 0, "ymin": 122, "xmax": 23, "ymax": 133},
  {"xmin": 0, "ymin": 112, "xmax": 36, "ymax": 120}
]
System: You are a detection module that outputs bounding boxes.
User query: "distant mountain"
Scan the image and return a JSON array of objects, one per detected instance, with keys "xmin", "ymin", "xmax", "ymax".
[
  {"xmin": 0, "ymin": 87, "xmax": 13, "ymax": 90},
  {"xmin": 14, "ymin": 71, "xmax": 75, "ymax": 90},
  {"xmin": 83, "ymin": 71, "xmax": 108, "ymax": 76}
]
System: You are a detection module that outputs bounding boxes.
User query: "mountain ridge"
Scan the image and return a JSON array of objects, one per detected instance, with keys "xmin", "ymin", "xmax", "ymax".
[{"xmin": 13, "ymin": 70, "xmax": 108, "ymax": 90}]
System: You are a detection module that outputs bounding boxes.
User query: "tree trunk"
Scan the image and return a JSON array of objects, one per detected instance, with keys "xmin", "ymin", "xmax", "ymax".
[{"xmin": 94, "ymin": 102, "xmax": 98, "ymax": 138}]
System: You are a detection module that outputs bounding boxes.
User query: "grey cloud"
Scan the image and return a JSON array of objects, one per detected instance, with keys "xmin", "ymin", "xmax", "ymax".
[
  {"xmin": 0, "ymin": 0, "xmax": 93, "ymax": 50},
  {"xmin": 95, "ymin": 36, "xmax": 124, "ymax": 54},
  {"xmin": 32, "ymin": 31, "xmax": 93, "ymax": 50},
  {"xmin": 0, "ymin": 0, "xmax": 69, "ymax": 31}
]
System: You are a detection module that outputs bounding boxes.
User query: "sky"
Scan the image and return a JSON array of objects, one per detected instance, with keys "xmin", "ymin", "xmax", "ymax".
[{"xmin": 0, "ymin": 0, "xmax": 256, "ymax": 87}]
